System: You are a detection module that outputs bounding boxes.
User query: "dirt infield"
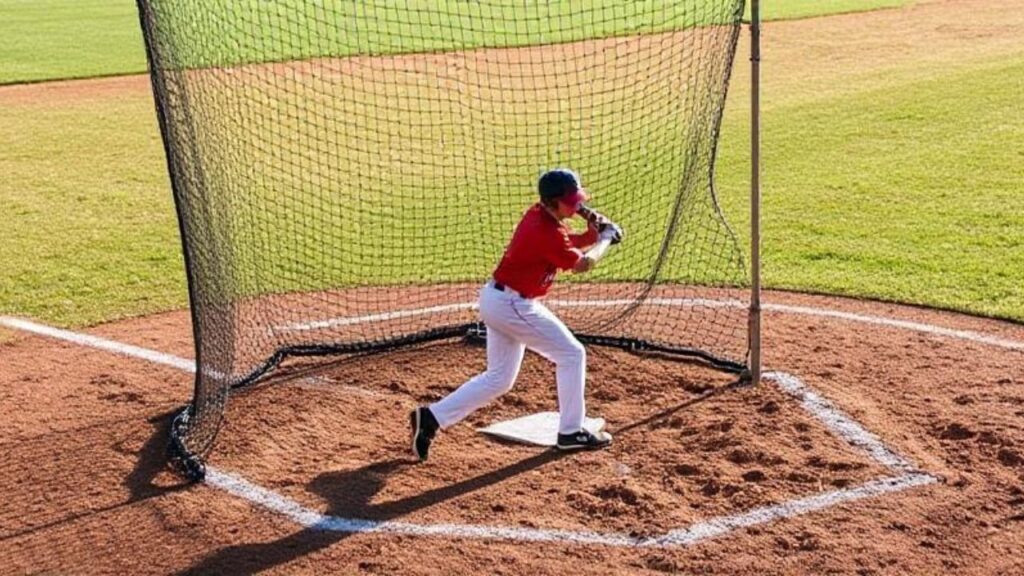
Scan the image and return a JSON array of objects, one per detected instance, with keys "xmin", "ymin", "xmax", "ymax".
[{"xmin": 2, "ymin": 290, "xmax": 1022, "ymax": 575}]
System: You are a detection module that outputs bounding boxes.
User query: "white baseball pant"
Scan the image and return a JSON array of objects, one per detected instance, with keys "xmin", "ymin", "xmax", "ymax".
[{"xmin": 429, "ymin": 282, "xmax": 586, "ymax": 435}]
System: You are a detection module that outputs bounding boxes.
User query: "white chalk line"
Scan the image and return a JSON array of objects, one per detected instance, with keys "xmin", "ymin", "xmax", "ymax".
[
  {"xmin": 200, "ymin": 369, "xmax": 937, "ymax": 549},
  {"xmin": 0, "ymin": 313, "xmax": 959, "ymax": 548},
  {"xmin": 274, "ymin": 298, "xmax": 741, "ymax": 332},
  {"xmin": 658, "ymin": 473, "xmax": 936, "ymax": 547},
  {"xmin": 277, "ymin": 302, "xmax": 478, "ymax": 331},
  {"xmin": 0, "ymin": 317, "xmax": 392, "ymax": 398},
  {"xmin": 765, "ymin": 372, "xmax": 914, "ymax": 472},
  {"xmin": 765, "ymin": 303, "xmax": 1024, "ymax": 352},
  {"xmin": 204, "ymin": 466, "xmax": 637, "ymax": 547},
  {"xmin": 276, "ymin": 299, "xmax": 740, "ymax": 332},
  {"xmin": 0, "ymin": 316, "xmax": 196, "ymax": 373},
  {"xmin": 205, "ymin": 465, "xmax": 935, "ymax": 548},
  {"xmin": 273, "ymin": 298, "xmax": 1024, "ymax": 353}
]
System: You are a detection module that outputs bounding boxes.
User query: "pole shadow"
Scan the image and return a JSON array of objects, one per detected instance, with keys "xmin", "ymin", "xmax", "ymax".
[{"xmin": 615, "ymin": 378, "xmax": 747, "ymax": 436}]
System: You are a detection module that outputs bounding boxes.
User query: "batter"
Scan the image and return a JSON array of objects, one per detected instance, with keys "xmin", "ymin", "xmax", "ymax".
[{"xmin": 410, "ymin": 168, "xmax": 623, "ymax": 461}]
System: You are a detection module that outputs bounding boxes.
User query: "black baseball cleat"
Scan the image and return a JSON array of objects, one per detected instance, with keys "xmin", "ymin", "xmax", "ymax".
[
  {"xmin": 410, "ymin": 407, "xmax": 439, "ymax": 461},
  {"xmin": 556, "ymin": 429, "xmax": 613, "ymax": 451}
]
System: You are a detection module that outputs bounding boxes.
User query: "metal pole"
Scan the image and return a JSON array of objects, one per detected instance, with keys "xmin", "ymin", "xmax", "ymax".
[{"xmin": 749, "ymin": 0, "xmax": 763, "ymax": 385}]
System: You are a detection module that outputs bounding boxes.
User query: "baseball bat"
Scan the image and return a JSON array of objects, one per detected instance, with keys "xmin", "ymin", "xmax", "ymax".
[
  {"xmin": 577, "ymin": 203, "xmax": 623, "ymax": 245},
  {"xmin": 576, "ymin": 203, "xmax": 603, "ymax": 227}
]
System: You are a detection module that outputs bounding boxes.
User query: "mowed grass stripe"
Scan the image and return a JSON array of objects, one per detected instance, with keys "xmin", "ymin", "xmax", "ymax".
[
  {"xmin": 179, "ymin": 28, "xmax": 743, "ymax": 296},
  {"xmin": 0, "ymin": 0, "xmax": 146, "ymax": 84},
  {"xmin": 0, "ymin": 88, "xmax": 182, "ymax": 326},
  {"xmin": 1, "ymin": 0, "xmax": 913, "ymax": 85}
]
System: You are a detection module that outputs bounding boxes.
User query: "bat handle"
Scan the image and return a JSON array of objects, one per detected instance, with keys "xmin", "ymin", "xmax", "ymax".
[{"xmin": 577, "ymin": 203, "xmax": 600, "ymax": 226}]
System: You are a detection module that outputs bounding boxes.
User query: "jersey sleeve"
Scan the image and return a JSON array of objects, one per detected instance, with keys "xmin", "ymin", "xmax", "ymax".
[
  {"xmin": 545, "ymin": 228, "xmax": 585, "ymax": 271},
  {"xmin": 569, "ymin": 224, "xmax": 599, "ymax": 249}
]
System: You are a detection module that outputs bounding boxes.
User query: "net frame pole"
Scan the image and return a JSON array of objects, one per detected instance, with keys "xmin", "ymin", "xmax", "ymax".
[{"xmin": 749, "ymin": 0, "xmax": 763, "ymax": 385}]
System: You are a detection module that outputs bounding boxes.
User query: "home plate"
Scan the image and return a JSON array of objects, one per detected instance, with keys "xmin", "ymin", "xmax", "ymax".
[{"xmin": 478, "ymin": 412, "xmax": 607, "ymax": 447}]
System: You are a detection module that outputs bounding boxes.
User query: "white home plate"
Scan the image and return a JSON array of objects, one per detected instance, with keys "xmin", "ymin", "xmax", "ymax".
[{"xmin": 478, "ymin": 412, "xmax": 607, "ymax": 447}]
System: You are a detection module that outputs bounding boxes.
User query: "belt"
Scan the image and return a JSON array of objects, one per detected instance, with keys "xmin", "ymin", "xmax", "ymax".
[{"xmin": 491, "ymin": 281, "xmax": 528, "ymax": 299}]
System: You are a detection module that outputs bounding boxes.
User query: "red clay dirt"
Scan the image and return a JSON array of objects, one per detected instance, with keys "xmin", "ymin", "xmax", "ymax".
[{"xmin": 1, "ymin": 290, "xmax": 1022, "ymax": 575}]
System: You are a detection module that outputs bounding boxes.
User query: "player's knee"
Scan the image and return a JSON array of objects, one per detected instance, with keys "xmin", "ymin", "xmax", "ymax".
[
  {"xmin": 496, "ymin": 376, "xmax": 517, "ymax": 394},
  {"xmin": 490, "ymin": 373, "xmax": 516, "ymax": 394},
  {"xmin": 558, "ymin": 340, "xmax": 586, "ymax": 367},
  {"xmin": 486, "ymin": 367, "xmax": 519, "ymax": 394}
]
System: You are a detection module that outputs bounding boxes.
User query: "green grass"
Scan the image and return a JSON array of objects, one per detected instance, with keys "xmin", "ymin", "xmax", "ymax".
[
  {"xmin": 714, "ymin": 58, "xmax": 1024, "ymax": 318},
  {"xmin": 161, "ymin": 36, "xmax": 746, "ymax": 300},
  {"xmin": 0, "ymin": 93, "xmax": 182, "ymax": 325},
  {"xmin": 0, "ymin": 0, "xmax": 913, "ymax": 85},
  {"xmin": 746, "ymin": 0, "xmax": 910, "ymax": 21},
  {"xmin": 0, "ymin": 0, "xmax": 146, "ymax": 84},
  {"xmin": 4, "ymin": 0, "xmax": 1022, "ymax": 329},
  {"xmin": 153, "ymin": 0, "xmax": 742, "ymax": 70},
  {"xmin": 3, "ymin": 51, "xmax": 1021, "ymax": 326}
]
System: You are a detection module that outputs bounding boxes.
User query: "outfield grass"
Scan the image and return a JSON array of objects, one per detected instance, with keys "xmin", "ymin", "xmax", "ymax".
[
  {"xmin": 152, "ymin": 0, "xmax": 742, "ymax": 70},
  {"xmin": 0, "ymin": 88, "xmax": 181, "ymax": 325},
  {"xmin": 1, "ymin": 0, "xmax": 913, "ymax": 85},
  {"xmin": 181, "ymin": 25, "xmax": 747, "ymax": 298},
  {"xmin": 0, "ymin": 0, "xmax": 146, "ymax": 84},
  {"xmin": 715, "ymin": 58, "xmax": 1024, "ymax": 319},
  {"xmin": 744, "ymin": 0, "xmax": 909, "ymax": 21},
  {"xmin": 3, "ymin": 48, "xmax": 1020, "ymax": 327},
  {"xmin": 3, "ymin": 0, "xmax": 1022, "ymax": 329}
]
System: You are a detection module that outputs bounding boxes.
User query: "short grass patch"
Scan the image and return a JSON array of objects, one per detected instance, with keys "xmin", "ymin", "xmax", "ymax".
[
  {"xmin": 1, "ymin": 0, "xmax": 913, "ymax": 85},
  {"xmin": 5, "ymin": 0, "xmax": 1021, "ymax": 328},
  {"xmin": 745, "ymin": 0, "xmax": 910, "ymax": 21},
  {"xmin": 0, "ymin": 90, "xmax": 183, "ymax": 326},
  {"xmin": 0, "ymin": 0, "xmax": 146, "ymax": 84}
]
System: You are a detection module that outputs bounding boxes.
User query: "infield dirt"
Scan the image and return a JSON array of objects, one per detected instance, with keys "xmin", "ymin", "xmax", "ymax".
[{"xmin": 2, "ymin": 290, "xmax": 1022, "ymax": 574}]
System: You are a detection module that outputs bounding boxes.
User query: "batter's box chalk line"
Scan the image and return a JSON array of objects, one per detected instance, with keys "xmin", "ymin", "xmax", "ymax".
[
  {"xmin": 2, "ymin": 312, "xmax": 976, "ymax": 548},
  {"xmin": 201, "ymin": 370, "xmax": 937, "ymax": 548},
  {"xmin": 272, "ymin": 298, "xmax": 1024, "ymax": 354}
]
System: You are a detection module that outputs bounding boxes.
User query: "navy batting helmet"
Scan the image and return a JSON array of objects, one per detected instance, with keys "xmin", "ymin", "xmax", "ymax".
[{"xmin": 538, "ymin": 169, "xmax": 587, "ymax": 210}]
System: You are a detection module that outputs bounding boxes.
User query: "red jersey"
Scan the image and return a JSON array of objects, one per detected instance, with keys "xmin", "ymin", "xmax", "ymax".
[{"xmin": 492, "ymin": 204, "xmax": 599, "ymax": 298}]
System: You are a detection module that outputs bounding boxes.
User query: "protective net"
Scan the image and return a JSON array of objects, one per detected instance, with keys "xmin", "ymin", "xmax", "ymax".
[{"xmin": 136, "ymin": 0, "xmax": 750, "ymax": 478}]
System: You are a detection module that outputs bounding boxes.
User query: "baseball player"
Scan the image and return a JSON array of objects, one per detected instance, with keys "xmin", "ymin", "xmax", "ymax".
[{"xmin": 410, "ymin": 168, "xmax": 623, "ymax": 461}]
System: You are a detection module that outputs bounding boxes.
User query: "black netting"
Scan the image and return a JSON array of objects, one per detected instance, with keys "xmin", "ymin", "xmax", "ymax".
[{"xmin": 136, "ymin": 0, "xmax": 749, "ymax": 478}]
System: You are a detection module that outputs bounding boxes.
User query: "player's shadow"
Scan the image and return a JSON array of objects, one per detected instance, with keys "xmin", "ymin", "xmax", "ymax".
[{"xmin": 180, "ymin": 450, "xmax": 564, "ymax": 575}]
